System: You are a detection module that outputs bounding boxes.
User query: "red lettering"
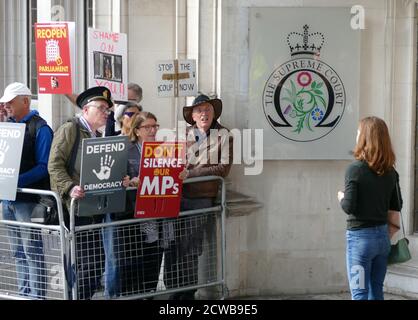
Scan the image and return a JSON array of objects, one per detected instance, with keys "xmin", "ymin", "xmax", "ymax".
[
  {"xmin": 95, "ymin": 31, "xmax": 120, "ymax": 43},
  {"xmin": 99, "ymin": 42, "xmax": 115, "ymax": 53},
  {"xmin": 93, "ymin": 81, "xmax": 126, "ymax": 99}
]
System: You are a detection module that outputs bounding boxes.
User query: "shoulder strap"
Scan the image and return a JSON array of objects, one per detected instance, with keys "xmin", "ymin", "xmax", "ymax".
[
  {"xmin": 66, "ymin": 119, "xmax": 80, "ymax": 176},
  {"xmin": 27, "ymin": 114, "xmax": 42, "ymax": 144},
  {"xmin": 395, "ymin": 180, "xmax": 406, "ymax": 237},
  {"xmin": 27, "ymin": 114, "xmax": 53, "ymax": 142}
]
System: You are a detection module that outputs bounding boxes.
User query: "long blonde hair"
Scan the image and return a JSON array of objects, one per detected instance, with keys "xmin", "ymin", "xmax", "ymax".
[
  {"xmin": 127, "ymin": 112, "xmax": 158, "ymax": 143},
  {"xmin": 353, "ymin": 116, "xmax": 395, "ymax": 175}
]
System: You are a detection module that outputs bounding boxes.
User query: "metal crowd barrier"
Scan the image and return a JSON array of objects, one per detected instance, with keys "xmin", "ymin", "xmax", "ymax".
[
  {"xmin": 0, "ymin": 176, "xmax": 226, "ymax": 300},
  {"xmin": 68, "ymin": 175, "xmax": 226, "ymax": 300},
  {"xmin": 0, "ymin": 189, "xmax": 69, "ymax": 300}
]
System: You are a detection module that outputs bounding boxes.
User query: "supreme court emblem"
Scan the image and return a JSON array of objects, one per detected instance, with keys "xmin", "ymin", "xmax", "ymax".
[{"xmin": 263, "ymin": 25, "xmax": 346, "ymax": 142}]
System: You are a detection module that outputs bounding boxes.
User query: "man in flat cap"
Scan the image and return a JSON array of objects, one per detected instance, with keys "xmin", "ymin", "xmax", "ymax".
[
  {"xmin": 48, "ymin": 86, "xmax": 113, "ymax": 299},
  {"xmin": 164, "ymin": 94, "xmax": 233, "ymax": 300},
  {"xmin": 0, "ymin": 82, "xmax": 53, "ymax": 299},
  {"xmin": 64, "ymin": 82, "xmax": 143, "ymax": 136}
]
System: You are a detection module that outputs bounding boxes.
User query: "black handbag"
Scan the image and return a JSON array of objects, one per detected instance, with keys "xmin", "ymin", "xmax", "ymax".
[
  {"xmin": 31, "ymin": 195, "xmax": 59, "ymax": 225},
  {"xmin": 387, "ymin": 181, "xmax": 412, "ymax": 265}
]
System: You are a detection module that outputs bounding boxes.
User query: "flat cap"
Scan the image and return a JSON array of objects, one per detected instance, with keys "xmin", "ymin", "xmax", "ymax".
[{"xmin": 76, "ymin": 86, "xmax": 113, "ymax": 109}]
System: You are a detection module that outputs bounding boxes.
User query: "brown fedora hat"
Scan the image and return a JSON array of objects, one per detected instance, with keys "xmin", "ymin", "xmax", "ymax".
[{"xmin": 183, "ymin": 94, "xmax": 222, "ymax": 125}]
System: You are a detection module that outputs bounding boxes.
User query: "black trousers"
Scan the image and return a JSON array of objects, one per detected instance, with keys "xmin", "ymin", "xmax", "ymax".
[
  {"xmin": 164, "ymin": 197, "xmax": 213, "ymax": 297},
  {"xmin": 75, "ymin": 229, "xmax": 104, "ymax": 300},
  {"xmin": 74, "ymin": 216, "xmax": 105, "ymax": 300},
  {"xmin": 117, "ymin": 230, "xmax": 163, "ymax": 295}
]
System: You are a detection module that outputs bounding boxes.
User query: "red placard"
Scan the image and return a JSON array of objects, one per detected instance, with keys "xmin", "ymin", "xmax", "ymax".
[
  {"xmin": 35, "ymin": 23, "xmax": 73, "ymax": 94},
  {"xmin": 135, "ymin": 142, "xmax": 186, "ymax": 219}
]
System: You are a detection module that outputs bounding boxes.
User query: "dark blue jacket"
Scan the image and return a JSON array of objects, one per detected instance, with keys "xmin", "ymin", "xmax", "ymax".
[{"xmin": 9, "ymin": 110, "xmax": 53, "ymax": 189}]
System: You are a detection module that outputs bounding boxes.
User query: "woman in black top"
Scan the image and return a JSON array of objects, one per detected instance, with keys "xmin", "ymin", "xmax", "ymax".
[{"xmin": 338, "ymin": 116, "xmax": 402, "ymax": 300}]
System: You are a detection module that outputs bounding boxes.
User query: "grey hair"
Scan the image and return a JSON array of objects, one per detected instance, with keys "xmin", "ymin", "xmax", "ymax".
[
  {"xmin": 128, "ymin": 83, "xmax": 143, "ymax": 102},
  {"xmin": 115, "ymin": 103, "xmax": 142, "ymax": 127}
]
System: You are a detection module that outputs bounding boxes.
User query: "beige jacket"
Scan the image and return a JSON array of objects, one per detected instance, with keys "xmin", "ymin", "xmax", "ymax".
[
  {"xmin": 48, "ymin": 118, "xmax": 92, "ymax": 211},
  {"xmin": 183, "ymin": 122, "xmax": 233, "ymax": 198}
]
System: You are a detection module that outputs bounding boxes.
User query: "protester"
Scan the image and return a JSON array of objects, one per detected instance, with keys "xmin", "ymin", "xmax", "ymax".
[
  {"xmin": 127, "ymin": 82, "xmax": 143, "ymax": 107},
  {"xmin": 164, "ymin": 94, "xmax": 233, "ymax": 300},
  {"xmin": 64, "ymin": 82, "xmax": 143, "ymax": 136},
  {"xmin": 112, "ymin": 100, "xmax": 142, "ymax": 136},
  {"xmin": 114, "ymin": 112, "xmax": 164, "ymax": 296},
  {"xmin": 338, "ymin": 116, "xmax": 402, "ymax": 300},
  {"xmin": 101, "ymin": 103, "xmax": 141, "ymax": 298},
  {"xmin": 48, "ymin": 86, "xmax": 115, "ymax": 299},
  {"xmin": 111, "ymin": 83, "xmax": 144, "ymax": 135},
  {"xmin": 0, "ymin": 82, "xmax": 53, "ymax": 299},
  {"xmin": 0, "ymin": 102, "xmax": 8, "ymax": 122}
]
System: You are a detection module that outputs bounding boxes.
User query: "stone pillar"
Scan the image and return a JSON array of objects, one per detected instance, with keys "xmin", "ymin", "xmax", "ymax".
[{"xmin": 0, "ymin": 0, "xmax": 28, "ymax": 90}]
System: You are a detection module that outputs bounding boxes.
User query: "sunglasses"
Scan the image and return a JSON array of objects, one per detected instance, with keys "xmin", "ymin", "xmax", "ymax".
[{"xmin": 124, "ymin": 111, "xmax": 137, "ymax": 118}]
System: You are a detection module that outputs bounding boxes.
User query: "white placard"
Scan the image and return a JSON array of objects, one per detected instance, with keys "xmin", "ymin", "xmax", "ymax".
[
  {"xmin": 88, "ymin": 28, "xmax": 128, "ymax": 101},
  {"xmin": 156, "ymin": 60, "xmax": 197, "ymax": 97},
  {"xmin": 0, "ymin": 123, "xmax": 25, "ymax": 201},
  {"xmin": 249, "ymin": 7, "xmax": 360, "ymax": 159}
]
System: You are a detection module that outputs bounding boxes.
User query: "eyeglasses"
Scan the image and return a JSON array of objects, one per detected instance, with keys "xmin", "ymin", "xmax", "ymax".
[
  {"xmin": 192, "ymin": 106, "xmax": 213, "ymax": 114},
  {"xmin": 88, "ymin": 104, "xmax": 111, "ymax": 115},
  {"xmin": 138, "ymin": 124, "xmax": 160, "ymax": 131},
  {"xmin": 123, "ymin": 111, "xmax": 137, "ymax": 118}
]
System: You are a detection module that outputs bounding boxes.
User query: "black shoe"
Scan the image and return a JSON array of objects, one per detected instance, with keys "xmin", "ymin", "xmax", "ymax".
[
  {"xmin": 169, "ymin": 292, "xmax": 182, "ymax": 300},
  {"xmin": 179, "ymin": 291, "xmax": 196, "ymax": 300}
]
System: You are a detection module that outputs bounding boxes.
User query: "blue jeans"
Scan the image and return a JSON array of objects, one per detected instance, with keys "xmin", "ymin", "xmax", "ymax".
[
  {"xmin": 102, "ymin": 213, "xmax": 120, "ymax": 298},
  {"xmin": 2, "ymin": 201, "xmax": 46, "ymax": 299},
  {"xmin": 346, "ymin": 224, "xmax": 391, "ymax": 300}
]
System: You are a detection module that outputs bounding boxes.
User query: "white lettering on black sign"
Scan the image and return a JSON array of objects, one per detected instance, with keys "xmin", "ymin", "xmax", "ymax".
[
  {"xmin": 86, "ymin": 142, "xmax": 125, "ymax": 155},
  {"xmin": 83, "ymin": 180, "xmax": 123, "ymax": 191}
]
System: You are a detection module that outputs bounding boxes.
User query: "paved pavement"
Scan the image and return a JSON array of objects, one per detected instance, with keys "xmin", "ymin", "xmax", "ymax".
[{"xmin": 240, "ymin": 292, "xmax": 412, "ymax": 300}]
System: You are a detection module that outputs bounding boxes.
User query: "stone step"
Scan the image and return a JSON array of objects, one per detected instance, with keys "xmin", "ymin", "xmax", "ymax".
[
  {"xmin": 225, "ymin": 190, "xmax": 256, "ymax": 203},
  {"xmin": 385, "ymin": 258, "xmax": 418, "ymax": 298},
  {"xmin": 226, "ymin": 200, "xmax": 263, "ymax": 217}
]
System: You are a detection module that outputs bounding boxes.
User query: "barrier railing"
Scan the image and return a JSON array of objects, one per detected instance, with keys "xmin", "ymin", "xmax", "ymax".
[
  {"xmin": 0, "ymin": 189, "xmax": 69, "ymax": 300},
  {"xmin": 0, "ymin": 176, "xmax": 226, "ymax": 300},
  {"xmin": 69, "ymin": 175, "xmax": 226, "ymax": 300}
]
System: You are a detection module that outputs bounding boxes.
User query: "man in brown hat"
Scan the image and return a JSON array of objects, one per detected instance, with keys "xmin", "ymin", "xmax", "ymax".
[
  {"xmin": 48, "ymin": 86, "xmax": 113, "ymax": 299},
  {"xmin": 164, "ymin": 94, "xmax": 233, "ymax": 300}
]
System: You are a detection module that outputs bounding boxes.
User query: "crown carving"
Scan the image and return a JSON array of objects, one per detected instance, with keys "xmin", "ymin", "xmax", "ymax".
[{"xmin": 286, "ymin": 25, "xmax": 325, "ymax": 57}]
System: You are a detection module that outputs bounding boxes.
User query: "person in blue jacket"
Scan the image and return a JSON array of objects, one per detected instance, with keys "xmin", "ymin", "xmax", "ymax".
[{"xmin": 0, "ymin": 82, "xmax": 53, "ymax": 299}]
